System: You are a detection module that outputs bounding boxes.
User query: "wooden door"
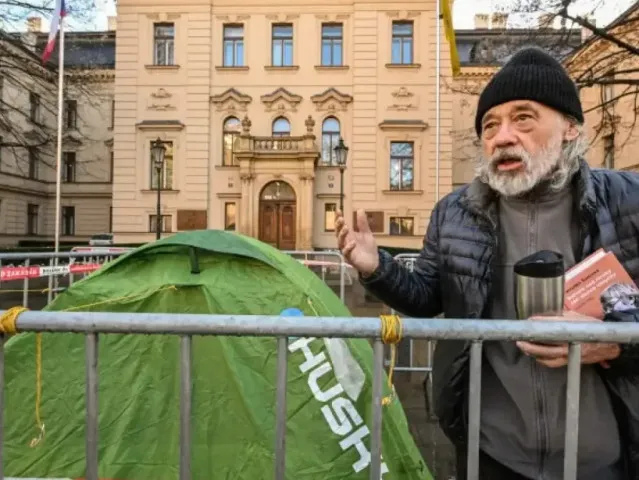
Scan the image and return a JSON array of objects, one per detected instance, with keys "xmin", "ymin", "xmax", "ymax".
[{"xmin": 259, "ymin": 201, "xmax": 296, "ymax": 250}]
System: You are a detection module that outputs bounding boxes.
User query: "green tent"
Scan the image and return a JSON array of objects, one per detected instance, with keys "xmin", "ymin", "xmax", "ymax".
[{"xmin": 3, "ymin": 230, "xmax": 431, "ymax": 479}]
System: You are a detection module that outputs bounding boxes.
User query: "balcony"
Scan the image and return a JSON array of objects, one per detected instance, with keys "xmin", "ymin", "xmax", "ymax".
[{"xmin": 233, "ymin": 115, "xmax": 319, "ymax": 163}]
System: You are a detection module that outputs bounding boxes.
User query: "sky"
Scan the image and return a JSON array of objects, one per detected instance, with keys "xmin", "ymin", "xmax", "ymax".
[{"xmin": 15, "ymin": 0, "xmax": 639, "ymax": 32}]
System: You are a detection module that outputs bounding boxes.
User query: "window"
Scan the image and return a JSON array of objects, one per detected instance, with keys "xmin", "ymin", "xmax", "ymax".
[
  {"xmin": 64, "ymin": 99, "xmax": 77, "ymax": 129},
  {"xmin": 272, "ymin": 24, "xmax": 293, "ymax": 67},
  {"xmin": 321, "ymin": 23, "xmax": 343, "ymax": 66},
  {"xmin": 321, "ymin": 117, "xmax": 340, "ymax": 165},
  {"xmin": 149, "ymin": 214, "xmax": 172, "ymax": 233},
  {"xmin": 150, "ymin": 141, "xmax": 174, "ymax": 189},
  {"xmin": 389, "ymin": 142, "xmax": 414, "ymax": 190},
  {"xmin": 224, "ymin": 202, "xmax": 236, "ymax": 230},
  {"xmin": 391, "ymin": 21, "xmax": 413, "ymax": 64},
  {"xmin": 223, "ymin": 24, "xmax": 244, "ymax": 67},
  {"xmin": 223, "ymin": 117, "xmax": 241, "ymax": 166},
  {"xmin": 29, "ymin": 92, "xmax": 40, "ymax": 122},
  {"xmin": 272, "ymin": 117, "xmax": 291, "ymax": 137},
  {"xmin": 62, "ymin": 206, "xmax": 75, "ymax": 236},
  {"xmin": 389, "ymin": 217, "xmax": 414, "ymax": 236},
  {"xmin": 154, "ymin": 23, "xmax": 175, "ymax": 65},
  {"xmin": 324, "ymin": 203, "xmax": 337, "ymax": 231},
  {"xmin": 27, "ymin": 203, "xmax": 39, "ymax": 235},
  {"xmin": 28, "ymin": 147, "xmax": 38, "ymax": 179},
  {"xmin": 63, "ymin": 152, "xmax": 76, "ymax": 182},
  {"xmin": 604, "ymin": 134, "xmax": 614, "ymax": 169}
]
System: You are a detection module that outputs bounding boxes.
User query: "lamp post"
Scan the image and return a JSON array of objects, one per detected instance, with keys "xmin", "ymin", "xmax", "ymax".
[
  {"xmin": 334, "ymin": 137, "xmax": 349, "ymax": 212},
  {"xmin": 151, "ymin": 137, "xmax": 167, "ymax": 240}
]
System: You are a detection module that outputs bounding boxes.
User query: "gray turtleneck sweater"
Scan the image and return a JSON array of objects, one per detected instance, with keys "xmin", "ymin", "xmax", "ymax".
[{"xmin": 480, "ymin": 184, "xmax": 623, "ymax": 479}]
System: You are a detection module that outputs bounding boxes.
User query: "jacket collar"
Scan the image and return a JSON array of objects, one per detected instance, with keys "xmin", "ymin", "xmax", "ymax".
[{"xmin": 459, "ymin": 158, "xmax": 596, "ymax": 227}]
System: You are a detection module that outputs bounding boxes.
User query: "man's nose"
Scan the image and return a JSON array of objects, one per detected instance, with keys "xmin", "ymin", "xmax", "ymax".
[{"xmin": 492, "ymin": 123, "xmax": 518, "ymax": 147}]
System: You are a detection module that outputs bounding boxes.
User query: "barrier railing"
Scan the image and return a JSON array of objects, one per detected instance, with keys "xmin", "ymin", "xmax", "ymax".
[
  {"xmin": 2, "ymin": 311, "xmax": 637, "ymax": 480},
  {"xmin": 283, "ymin": 250, "xmax": 348, "ymax": 302},
  {"xmin": 0, "ymin": 249, "xmax": 349, "ymax": 306},
  {"xmin": 0, "ymin": 251, "xmax": 129, "ymax": 307}
]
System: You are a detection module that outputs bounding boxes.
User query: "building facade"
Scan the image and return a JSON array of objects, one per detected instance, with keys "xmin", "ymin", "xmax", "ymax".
[
  {"xmin": 0, "ymin": 25, "xmax": 114, "ymax": 246},
  {"xmin": 2, "ymin": 3, "xmax": 637, "ymax": 249},
  {"xmin": 111, "ymin": 0, "xmax": 456, "ymax": 250}
]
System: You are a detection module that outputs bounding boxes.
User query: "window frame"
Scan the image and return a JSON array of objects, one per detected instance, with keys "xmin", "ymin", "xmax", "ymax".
[
  {"xmin": 223, "ymin": 24, "xmax": 245, "ymax": 67},
  {"xmin": 389, "ymin": 141, "xmax": 415, "ymax": 191},
  {"xmin": 391, "ymin": 20, "xmax": 414, "ymax": 65},
  {"xmin": 389, "ymin": 216, "xmax": 415, "ymax": 236},
  {"xmin": 271, "ymin": 23, "xmax": 294, "ymax": 67},
  {"xmin": 320, "ymin": 23, "xmax": 343, "ymax": 66},
  {"xmin": 153, "ymin": 22, "xmax": 175, "ymax": 66}
]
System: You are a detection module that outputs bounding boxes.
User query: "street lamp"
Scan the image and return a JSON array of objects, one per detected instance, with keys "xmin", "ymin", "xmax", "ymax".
[
  {"xmin": 334, "ymin": 137, "xmax": 349, "ymax": 212},
  {"xmin": 151, "ymin": 137, "xmax": 167, "ymax": 240}
]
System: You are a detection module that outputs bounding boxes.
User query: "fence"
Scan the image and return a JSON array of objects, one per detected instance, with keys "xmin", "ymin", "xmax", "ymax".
[
  {"xmin": 2, "ymin": 310, "xmax": 637, "ymax": 480},
  {"xmin": 0, "ymin": 249, "xmax": 350, "ymax": 306},
  {"xmin": 0, "ymin": 250, "xmax": 130, "ymax": 307}
]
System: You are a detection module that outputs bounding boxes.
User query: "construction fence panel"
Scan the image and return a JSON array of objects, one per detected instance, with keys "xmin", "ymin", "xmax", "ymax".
[{"xmin": 2, "ymin": 311, "xmax": 634, "ymax": 480}]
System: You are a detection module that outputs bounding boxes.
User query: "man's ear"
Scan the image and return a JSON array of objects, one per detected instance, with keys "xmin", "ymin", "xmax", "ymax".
[{"xmin": 563, "ymin": 121, "xmax": 580, "ymax": 142}]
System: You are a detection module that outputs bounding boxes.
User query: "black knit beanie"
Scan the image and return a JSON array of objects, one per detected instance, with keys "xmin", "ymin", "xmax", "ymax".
[{"xmin": 474, "ymin": 47, "xmax": 583, "ymax": 137}]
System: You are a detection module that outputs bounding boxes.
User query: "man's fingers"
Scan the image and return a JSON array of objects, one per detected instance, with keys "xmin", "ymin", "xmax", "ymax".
[
  {"xmin": 517, "ymin": 341, "xmax": 569, "ymax": 358},
  {"xmin": 536, "ymin": 357, "xmax": 568, "ymax": 368},
  {"xmin": 343, "ymin": 240, "xmax": 356, "ymax": 258},
  {"xmin": 337, "ymin": 226, "xmax": 349, "ymax": 249}
]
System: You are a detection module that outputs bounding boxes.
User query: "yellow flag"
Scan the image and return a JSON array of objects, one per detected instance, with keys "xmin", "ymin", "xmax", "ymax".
[{"xmin": 440, "ymin": 0, "xmax": 461, "ymax": 76}]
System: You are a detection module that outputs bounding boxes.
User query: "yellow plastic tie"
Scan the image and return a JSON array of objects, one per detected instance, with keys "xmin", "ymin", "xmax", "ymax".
[
  {"xmin": 380, "ymin": 314, "xmax": 402, "ymax": 406},
  {"xmin": 0, "ymin": 306, "xmax": 27, "ymax": 335}
]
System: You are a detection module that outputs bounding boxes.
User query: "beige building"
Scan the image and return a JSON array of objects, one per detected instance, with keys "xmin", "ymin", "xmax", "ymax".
[
  {"xmin": 0, "ymin": 24, "xmax": 115, "ymax": 246},
  {"xmin": 3, "ymin": 3, "xmax": 637, "ymax": 250},
  {"xmin": 111, "ymin": 0, "xmax": 457, "ymax": 250}
]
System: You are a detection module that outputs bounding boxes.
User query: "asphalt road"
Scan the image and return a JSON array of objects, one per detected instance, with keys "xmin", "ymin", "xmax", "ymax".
[{"xmin": 0, "ymin": 276, "xmax": 457, "ymax": 479}]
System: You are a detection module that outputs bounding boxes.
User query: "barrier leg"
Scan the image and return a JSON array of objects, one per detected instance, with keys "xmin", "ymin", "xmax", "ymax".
[
  {"xmin": 85, "ymin": 333, "xmax": 99, "ymax": 480},
  {"xmin": 0, "ymin": 335, "xmax": 5, "ymax": 479},
  {"xmin": 370, "ymin": 339, "xmax": 384, "ymax": 480},
  {"xmin": 180, "ymin": 335, "xmax": 192, "ymax": 480},
  {"xmin": 274, "ymin": 336, "xmax": 288, "ymax": 480},
  {"xmin": 563, "ymin": 343, "xmax": 582, "ymax": 480},
  {"xmin": 467, "ymin": 341, "xmax": 483, "ymax": 480}
]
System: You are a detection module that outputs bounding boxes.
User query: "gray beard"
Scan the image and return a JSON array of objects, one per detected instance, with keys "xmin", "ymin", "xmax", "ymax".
[{"xmin": 474, "ymin": 136, "xmax": 585, "ymax": 198}]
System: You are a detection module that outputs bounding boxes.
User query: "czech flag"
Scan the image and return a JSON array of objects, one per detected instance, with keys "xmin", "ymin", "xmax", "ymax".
[{"xmin": 41, "ymin": 0, "xmax": 66, "ymax": 64}]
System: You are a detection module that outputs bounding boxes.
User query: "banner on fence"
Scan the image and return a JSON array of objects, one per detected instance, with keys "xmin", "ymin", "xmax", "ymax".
[{"xmin": 0, "ymin": 263, "xmax": 102, "ymax": 281}]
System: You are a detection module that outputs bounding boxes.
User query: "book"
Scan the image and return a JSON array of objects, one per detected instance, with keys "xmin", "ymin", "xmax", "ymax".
[{"xmin": 564, "ymin": 248, "xmax": 638, "ymax": 319}]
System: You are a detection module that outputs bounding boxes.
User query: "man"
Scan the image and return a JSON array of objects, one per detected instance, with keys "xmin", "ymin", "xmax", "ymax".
[{"xmin": 335, "ymin": 46, "xmax": 639, "ymax": 479}]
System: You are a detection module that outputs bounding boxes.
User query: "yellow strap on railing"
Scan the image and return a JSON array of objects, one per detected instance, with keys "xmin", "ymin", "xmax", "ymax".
[
  {"xmin": 0, "ymin": 306, "xmax": 28, "ymax": 335},
  {"xmin": 380, "ymin": 314, "xmax": 402, "ymax": 406}
]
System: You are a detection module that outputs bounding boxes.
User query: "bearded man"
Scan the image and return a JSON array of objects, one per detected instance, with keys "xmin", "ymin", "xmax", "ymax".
[{"xmin": 334, "ymin": 47, "xmax": 639, "ymax": 479}]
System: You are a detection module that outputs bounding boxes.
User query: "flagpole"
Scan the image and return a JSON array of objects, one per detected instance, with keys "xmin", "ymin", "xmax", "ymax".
[{"xmin": 54, "ymin": 16, "xmax": 65, "ymax": 257}]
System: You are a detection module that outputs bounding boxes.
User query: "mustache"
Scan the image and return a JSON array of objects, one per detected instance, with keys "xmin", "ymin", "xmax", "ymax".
[{"xmin": 490, "ymin": 146, "xmax": 530, "ymax": 166}]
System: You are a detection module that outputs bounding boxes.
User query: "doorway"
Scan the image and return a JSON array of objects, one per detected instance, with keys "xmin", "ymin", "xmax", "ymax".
[{"xmin": 259, "ymin": 181, "xmax": 296, "ymax": 250}]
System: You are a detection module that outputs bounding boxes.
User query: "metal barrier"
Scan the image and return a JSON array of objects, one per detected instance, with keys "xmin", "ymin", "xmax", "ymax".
[
  {"xmin": 0, "ymin": 251, "xmax": 129, "ymax": 307},
  {"xmin": 2, "ymin": 311, "xmax": 637, "ymax": 480},
  {"xmin": 283, "ymin": 250, "xmax": 348, "ymax": 302}
]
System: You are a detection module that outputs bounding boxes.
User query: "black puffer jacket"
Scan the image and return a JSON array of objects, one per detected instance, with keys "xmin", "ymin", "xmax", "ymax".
[{"xmin": 362, "ymin": 161, "xmax": 639, "ymax": 476}]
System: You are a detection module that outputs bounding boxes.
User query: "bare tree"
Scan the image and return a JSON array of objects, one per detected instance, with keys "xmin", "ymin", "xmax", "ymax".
[
  {"xmin": 0, "ymin": 0, "xmax": 111, "ymax": 179},
  {"xmin": 448, "ymin": 0, "xmax": 639, "ymax": 172}
]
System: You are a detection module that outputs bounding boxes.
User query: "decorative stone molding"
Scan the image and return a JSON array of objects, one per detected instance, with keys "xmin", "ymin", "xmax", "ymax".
[
  {"xmin": 388, "ymin": 86, "xmax": 418, "ymax": 111},
  {"xmin": 314, "ymin": 13, "xmax": 350, "ymax": 21},
  {"xmin": 378, "ymin": 119, "xmax": 428, "ymax": 132},
  {"xmin": 145, "ymin": 13, "xmax": 180, "ymax": 21},
  {"xmin": 305, "ymin": 115, "xmax": 315, "ymax": 134},
  {"xmin": 63, "ymin": 131, "xmax": 84, "ymax": 147},
  {"xmin": 266, "ymin": 13, "xmax": 299, "ymax": 21},
  {"xmin": 136, "ymin": 120, "xmax": 185, "ymax": 131},
  {"xmin": 310, "ymin": 88, "xmax": 353, "ymax": 112},
  {"xmin": 241, "ymin": 115, "xmax": 252, "ymax": 135},
  {"xmin": 386, "ymin": 10, "xmax": 420, "ymax": 18},
  {"xmin": 210, "ymin": 88, "xmax": 253, "ymax": 113},
  {"xmin": 215, "ymin": 14, "xmax": 250, "ymax": 22},
  {"xmin": 261, "ymin": 88, "xmax": 302, "ymax": 113},
  {"xmin": 147, "ymin": 88, "xmax": 176, "ymax": 111}
]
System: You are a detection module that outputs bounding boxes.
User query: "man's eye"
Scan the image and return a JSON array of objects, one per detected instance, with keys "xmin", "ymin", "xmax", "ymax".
[{"xmin": 515, "ymin": 114, "xmax": 532, "ymax": 122}]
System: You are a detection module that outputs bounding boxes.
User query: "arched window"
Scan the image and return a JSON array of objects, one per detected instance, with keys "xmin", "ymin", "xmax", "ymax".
[
  {"xmin": 272, "ymin": 117, "xmax": 291, "ymax": 137},
  {"xmin": 223, "ymin": 116, "xmax": 241, "ymax": 166},
  {"xmin": 321, "ymin": 117, "xmax": 340, "ymax": 165}
]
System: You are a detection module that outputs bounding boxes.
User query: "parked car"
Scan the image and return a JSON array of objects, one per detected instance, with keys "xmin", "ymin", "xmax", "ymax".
[{"xmin": 89, "ymin": 233, "xmax": 114, "ymax": 246}]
